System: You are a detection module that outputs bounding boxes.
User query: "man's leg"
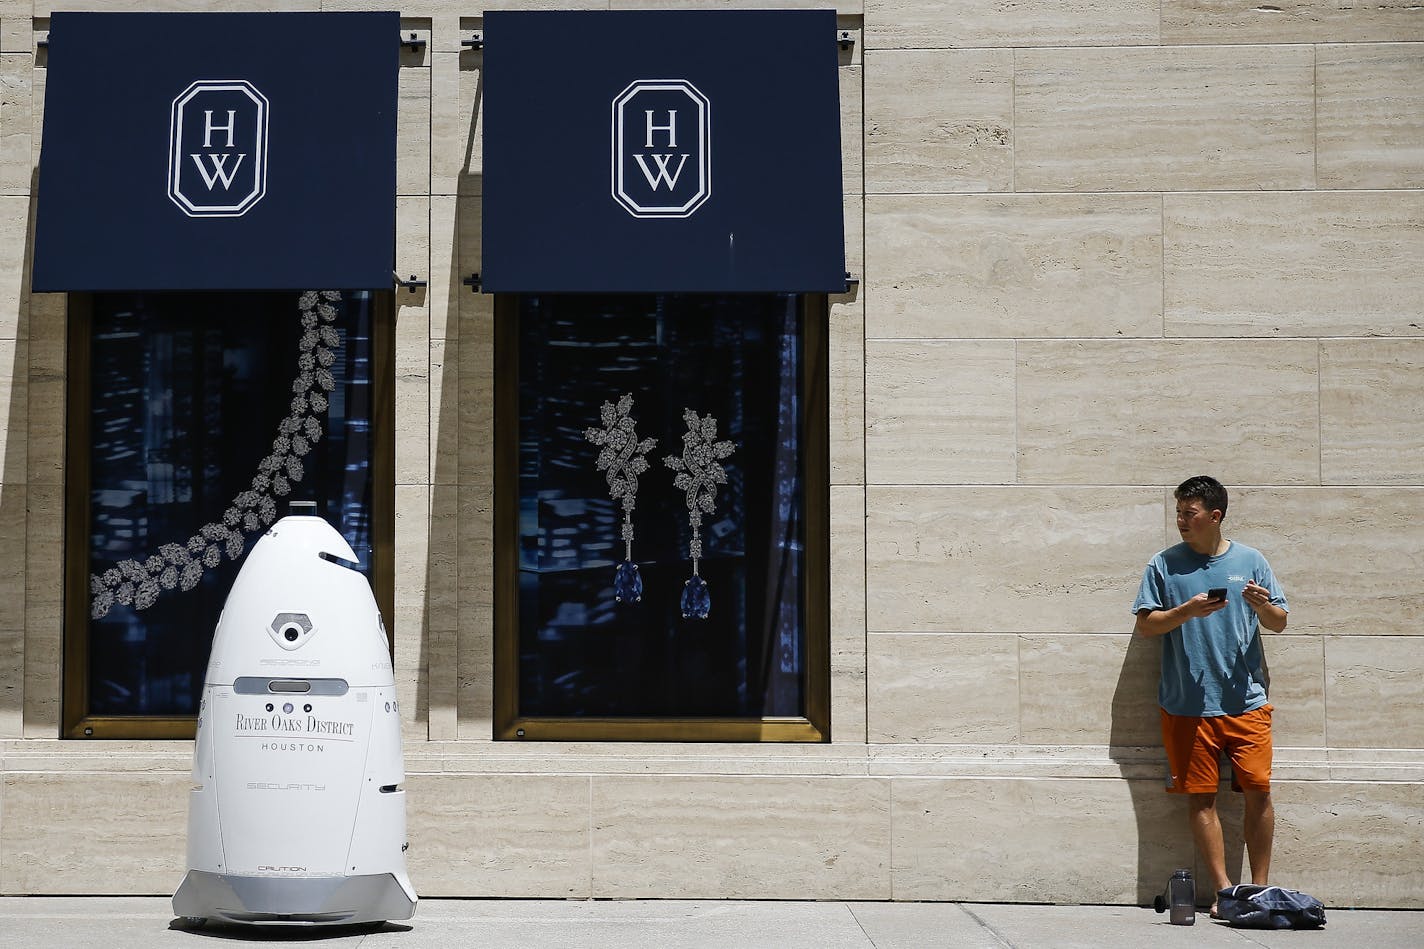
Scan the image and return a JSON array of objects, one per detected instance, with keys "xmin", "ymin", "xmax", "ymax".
[
  {"xmin": 1243, "ymin": 789, "xmax": 1273, "ymax": 885},
  {"xmin": 1189, "ymin": 792, "xmax": 1231, "ymax": 912}
]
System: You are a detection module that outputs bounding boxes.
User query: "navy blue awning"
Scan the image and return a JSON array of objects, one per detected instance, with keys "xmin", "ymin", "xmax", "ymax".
[
  {"xmin": 32, "ymin": 12, "xmax": 398, "ymax": 292},
  {"xmin": 481, "ymin": 10, "xmax": 847, "ymax": 294}
]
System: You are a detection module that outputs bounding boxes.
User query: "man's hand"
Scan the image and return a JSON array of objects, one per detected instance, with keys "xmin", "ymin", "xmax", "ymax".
[
  {"xmin": 1183, "ymin": 591, "xmax": 1230, "ymax": 619},
  {"xmin": 1243, "ymin": 581, "xmax": 1288, "ymax": 632},
  {"xmin": 1241, "ymin": 581, "xmax": 1270, "ymax": 610},
  {"xmin": 1134, "ymin": 593, "xmax": 1227, "ymax": 638}
]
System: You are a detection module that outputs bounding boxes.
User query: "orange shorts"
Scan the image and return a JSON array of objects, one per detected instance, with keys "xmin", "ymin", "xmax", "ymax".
[{"xmin": 1159, "ymin": 705, "xmax": 1273, "ymax": 794}]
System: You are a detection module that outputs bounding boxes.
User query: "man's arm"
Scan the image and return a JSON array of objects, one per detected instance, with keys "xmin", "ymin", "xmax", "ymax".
[
  {"xmin": 1243, "ymin": 581, "xmax": 1287, "ymax": 632},
  {"xmin": 1134, "ymin": 594, "xmax": 1227, "ymax": 638}
]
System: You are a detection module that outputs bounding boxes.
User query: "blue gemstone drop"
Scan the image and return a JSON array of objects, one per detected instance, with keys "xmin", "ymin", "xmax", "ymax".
[
  {"xmin": 680, "ymin": 575, "xmax": 711, "ymax": 620},
  {"xmin": 613, "ymin": 560, "xmax": 642, "ymax": 603}
]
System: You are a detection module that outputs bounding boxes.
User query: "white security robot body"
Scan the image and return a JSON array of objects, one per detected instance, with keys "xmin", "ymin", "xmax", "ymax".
[{"xmin": 173, "ymin": 514, "xmax": 416, "ymax": 925}]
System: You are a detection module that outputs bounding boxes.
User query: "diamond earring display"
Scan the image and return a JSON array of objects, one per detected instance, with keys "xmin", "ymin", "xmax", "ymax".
[
  {"xmin": 664, "ymin": 408, "xmax": 736, "ymax": 620},
  {"xmin": 584, "ymin": 393, "xmax": 657, "ymax": 603}
]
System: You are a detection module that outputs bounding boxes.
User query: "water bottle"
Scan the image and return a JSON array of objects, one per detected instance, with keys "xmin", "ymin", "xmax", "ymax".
[{"xmin": 1152, "ymin": 869, "xmax": 1196, "ymax": 925}]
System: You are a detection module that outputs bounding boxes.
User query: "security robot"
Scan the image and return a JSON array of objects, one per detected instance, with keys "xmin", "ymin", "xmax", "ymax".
[{"xmin": 173, "ymin": 505, "xmax": 416, "ymax": 926}]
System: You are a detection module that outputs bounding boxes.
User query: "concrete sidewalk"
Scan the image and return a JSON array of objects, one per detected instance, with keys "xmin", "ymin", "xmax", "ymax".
[{"xmin": 1, "ymin": 897, "xmax": 1419, "ymax": 948}]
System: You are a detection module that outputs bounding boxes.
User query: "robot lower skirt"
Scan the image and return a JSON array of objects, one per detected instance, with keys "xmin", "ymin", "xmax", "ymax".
[{"xmin": 173, "ymin": 869, "xmax": 417, "ymax": 926}]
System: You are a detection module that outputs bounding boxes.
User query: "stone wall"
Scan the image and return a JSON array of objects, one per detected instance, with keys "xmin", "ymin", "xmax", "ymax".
[{"xmin": 1, "ymin": 1, "xmax": 1422, "ymax": 906}]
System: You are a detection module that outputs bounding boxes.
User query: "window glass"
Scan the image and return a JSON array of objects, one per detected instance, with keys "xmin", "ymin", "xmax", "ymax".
[
  {"xmin": 511, "ymin": 293, "xmax": 815, "ymax": 722},
  {"xmin": 79, "ymin": 291, "xmax": 379, "ymax": 721}
]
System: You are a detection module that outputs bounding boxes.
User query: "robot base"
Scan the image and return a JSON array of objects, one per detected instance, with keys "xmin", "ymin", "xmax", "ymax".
[{"xmin": 173, "ymin": 869, "xmax": 416, "ymax": 926}]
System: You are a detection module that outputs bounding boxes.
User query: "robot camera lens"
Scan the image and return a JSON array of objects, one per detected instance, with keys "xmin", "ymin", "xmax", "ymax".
[
  {"xmin": 283, "ymin": 626, "xmax": 300, "ymax": 642},
  {"xmin": 303, "ymin": 704, "xmax": 312, "ymax": 713},
  {"xmin": 265, "ymin": 703, "xmax": 274, "ymax": 712}
]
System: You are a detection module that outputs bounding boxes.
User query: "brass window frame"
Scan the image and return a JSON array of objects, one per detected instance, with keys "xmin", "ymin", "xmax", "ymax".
[
  {"xmin": 61, "ymin": 291, "xmax": 396, "ymax": 740},
  {"xmin": 492, "ymin": 293, "xmax": 831, "ymax": 742}
]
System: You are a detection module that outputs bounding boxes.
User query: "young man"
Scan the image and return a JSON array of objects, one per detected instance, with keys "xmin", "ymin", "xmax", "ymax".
[{"xmin": 1132, "ymin": 476, "xmax": 1289, "ymax": 915}]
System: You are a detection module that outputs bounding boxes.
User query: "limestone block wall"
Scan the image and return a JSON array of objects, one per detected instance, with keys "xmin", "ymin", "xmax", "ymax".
[
  {"xmin": 856, "ymin": 0, "xmax": 1424, "ymax": 908},
  {"xmin": 0, "ymin": 1, "xmax": 1422, "ymax": 907}
]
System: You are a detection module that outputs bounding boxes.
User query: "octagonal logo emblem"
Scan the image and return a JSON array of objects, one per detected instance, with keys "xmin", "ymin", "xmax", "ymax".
[
  {"xmin": 611, "ymin": 79, "xmax": 711, "ymax": 219},
  {"xmin": 168, "ymin": 80, "xmax": 269, "ymax": 218}
]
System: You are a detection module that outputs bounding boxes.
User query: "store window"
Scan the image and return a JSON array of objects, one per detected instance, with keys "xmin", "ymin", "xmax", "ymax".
[
  {"xmin": 63, "ymin": 290, "xmax": 393, "ymax": 739},
  {"xmin": 494, "ymin": 293, "xmax": 829, "ymax": 741}
]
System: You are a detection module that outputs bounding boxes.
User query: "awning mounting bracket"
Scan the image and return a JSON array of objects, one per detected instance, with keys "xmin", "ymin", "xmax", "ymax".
[{"xmin": 393, "ymin": 272, "xmax": 428, "ymax": 293}]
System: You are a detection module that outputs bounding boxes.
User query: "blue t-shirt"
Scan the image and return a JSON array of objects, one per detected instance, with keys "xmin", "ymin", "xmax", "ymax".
[{"xmin": 1131, "ymin": 540, "xmax": 1288, "ymax": 717}]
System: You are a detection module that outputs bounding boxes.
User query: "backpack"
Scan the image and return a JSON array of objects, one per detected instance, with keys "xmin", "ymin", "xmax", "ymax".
[{"xmin": 1216, "ymin": 884, "xmax": 1327, "ymax": 929}]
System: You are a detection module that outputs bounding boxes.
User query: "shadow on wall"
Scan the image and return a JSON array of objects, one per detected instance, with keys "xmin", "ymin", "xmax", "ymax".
[
  {"xmin": 417, "ymin": 31, "xmax": 494, "ymax": 741},
  {"xmin": 0, "ymin": 340, "xmax": 24, "ymax": 735},
  {"xmin": 1109, "ymin": 630, "xmax": 1211, "ymax": 904},
  {"xmin": 0, "ymin": 166, "xmax": 43, "ymax": 736}
]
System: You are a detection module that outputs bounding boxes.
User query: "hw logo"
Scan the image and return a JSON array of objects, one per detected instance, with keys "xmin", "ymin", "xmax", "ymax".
[
  {"xmin": 611, "ymin": 80, "xmax": 710, "ymax": 219},
  {"xmin": 168, "ymin": 80, "xmax": 269, "ymax": 218}
]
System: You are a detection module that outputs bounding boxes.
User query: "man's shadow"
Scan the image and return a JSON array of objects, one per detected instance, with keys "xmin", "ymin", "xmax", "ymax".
[{"xmin": 1109, "ymin": 633, "xmax": 1244, "ymax": 906}]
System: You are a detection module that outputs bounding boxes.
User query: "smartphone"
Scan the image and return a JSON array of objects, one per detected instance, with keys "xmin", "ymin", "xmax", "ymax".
[{"xmin": 1208, "ymin": 588, "xmax": 1227, "ymax": 602}]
